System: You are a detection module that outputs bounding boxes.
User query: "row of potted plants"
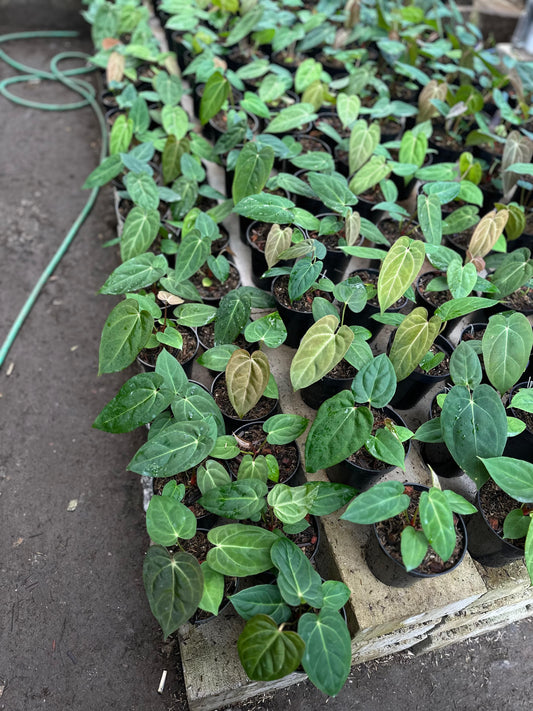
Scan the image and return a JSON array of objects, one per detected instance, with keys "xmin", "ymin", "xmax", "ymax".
[{"xmin": 83, "ymin": 0, "xmax": 533, "ymax": 696}]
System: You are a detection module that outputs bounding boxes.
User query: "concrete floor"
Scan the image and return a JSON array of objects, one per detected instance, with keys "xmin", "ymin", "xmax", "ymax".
[{"xmin": 0, "ymin": 3, "xmax": 531, "ymax": 711}]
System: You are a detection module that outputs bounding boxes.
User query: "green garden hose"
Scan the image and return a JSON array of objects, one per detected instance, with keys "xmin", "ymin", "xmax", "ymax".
[{"xmin": 0, "ymin": 30, "xmax": 108, "ymax": 369}]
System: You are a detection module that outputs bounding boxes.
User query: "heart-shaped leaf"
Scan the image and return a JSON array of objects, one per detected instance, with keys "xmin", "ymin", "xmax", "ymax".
[
  {"xmin": 341, "ymin": 480, "xmax": 409, "ymax": 524},
  {"xmin": 143, "ymin": 547, "xmax": 203, "ymax": 638},
  {"xmin": 146, "ymin": 495, "xmax": 197, "ymax": 546},
  {"xmin": 237, "ymin": 614, "xmax": 305, "ymax": 681},
  {"xmin": 230, "ymin": 584, "xmax": 291, "ymax": 624},
  {"xmin": 226, "ymin": 349, "xmax": 271, "ymax": 419},
  {"xmin": 207, "ymin": 524, "xmax": 278, "ymax": 576},
  {"xmin": 482, "ymin": 312, "xmax": 533, "ymax": 394},
  {"xmin": 98, "ymin": 299, "xmax": 152, "ymax": 375},
  {"xmin": 290, "ymin": 315, "xmax": 354, "ymax": 391},
  {"xmin": 271, "ymin": 537, "xmax": 323, "ymax": 607},
  {"xmin": 378, "ymin": 236, "xmax": 425, "ymax": 313},
  {"xmin": 388, "ymin": 308, "xmax": 441, "ymax": 381}
]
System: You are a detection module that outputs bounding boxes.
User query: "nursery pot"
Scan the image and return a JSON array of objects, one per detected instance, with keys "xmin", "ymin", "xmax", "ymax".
[
  {"xmin": 272, "ymin": 275, "xmax": 333, "ymax": 349},
  {"xmin": 389, "ymin": 334, "xmax": 454, "ymax": 410},
  {"xmin": 226, "ymin": 420, "xmax": 301, "ymax": 486},
  {"xmin": 503, "ymin": 382, "xmax": 533, "ymax": 461},
  {"xmin": 326, "ymin": 407, "xmax": 411, "ymax": 492},
  {"xmin": 420, "ymin": 391, "xmax": 462, "ymax": 479},
  {"xmin": 211, "ymin": 373, "xmax": 280, "ymax": 433},
  {"xmin": 245, "ymin": 221, "xmax": 294, "ymax": 290},
  {"xmin": 137, "ymin": 326, "xmax": 199, "ymax": 378},
  {"xmin": 415, "ymin": 271, "xmax": 466, "ymax": 338},
  {"xmin": 300, "ymin": 359, "xmax": 357, "ymax": 411},
  {"xmin": 466, "ymin": 480, "xmax": 525, "ymax": 568},
  {"xmin": 366, "ymin": 483, "xmax": 468, "ymax": 588}
]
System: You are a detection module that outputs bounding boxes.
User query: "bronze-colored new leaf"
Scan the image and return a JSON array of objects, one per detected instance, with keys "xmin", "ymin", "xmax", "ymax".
[
  {"xmin": 467, "ymin": 209, "xmax": 509, "ymax": 262},
  {"xmin": 264, "ymin": 224, "xmax": 293, "ymax": 268},
  {"xmin": 226, "ymin": 350, "xmax": 271, "ymax": 419},
  {"xmin": 502, "ymin": 130, "xmax": 533, "ymax": 198},
  {"xmin": 417, "ymin": 80, "xmax": 448, "ymax": 124},
  {"xmin": 107, "ymin": 51, "xmax": 125, "ymax": 85}
]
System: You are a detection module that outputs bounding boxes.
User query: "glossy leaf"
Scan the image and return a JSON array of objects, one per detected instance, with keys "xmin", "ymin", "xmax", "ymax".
[
  {"xmin": 482, "ymin": 312, "xmax": 533, "ymax": 393},
  {"xmin": 237, "ymin": 614, "xmax": 305, "ymax": 681},
  {"xmin": 233, "ymin": 193, "xmax": 295, "ymax": 223},
  {"xmin": 290, "ymin": 315, "xmax": 354, "ymax": 391},
  {"xmin": 377, "ymin": 237, "xmax": 425, "ymax": 313},
  {"xmin": 207, "ymin": 524, "xmax": 278, "ymax": 576},
  {"xmin": 307, "ymin": 173, "xmax": 358, "ymax": 215},
  {"xmin": 365, "ymin": 428, "xmax": 406, "ymax": 470},
  {"xmin": 480, "ymin": 457, "xmax": 533, "ymax": 502},
  {"xmin": 244, "ymin": 311, "xmax": 287, "ymax": 348},
  {"xmin": 321, "ymin": 580, "xmax": 350, "ymax": 610},
  {"xmin": 143, "ymin": 547, "xmax": 203, "ymax": 638},
  {"xmin": 197, "ymin": 344, "xmax": 239, "ymax": 371},
  {"xmin": 442, "ymin": 489, "xmax": 477, "ymax": 516},
  {"xmin": 199, "ymin": 480, "xmax": 268, "ymax": 520},
  {"xmin": 511, "ymin": 388, "xmax": 533, "ymax": 413},
  {"xmin": 419, "ymin": 489, "xmax": 456, "ymax": 562},
  {"xmin": 388, "ymin": 308, "xmax": 441, "ymax": 382},
  {"xmin": 171, "ymin": 383, "xmax": 225, "ymax": 437},
  {"xmin": 232, "ymin": 142, "xmax": 275, "ymax": 204},
  {"xmin": 98, "ymin": 299, "xmax": 152, "ymax": 375},
  {"xmin": 349, "ymin": 154, "xmax": 390, "ymax": 195},
  {"xmin": 417, "ymin": 193, "xmax": 442, "ymax": 246},
  {"xmin": 226, "ymin": 349, "xmax": 270, "ymax": 419},
  {"xmin": 93, "ymin": 372, "xmax": 171, "ymax": 433},
  {"xmin": 146, "ymin": 495, "xmax": 197, "ymax": 546},
  {"xmin": 154, "ymin": 349, "xmax": 187, "ymax": 397},
  {"xmin": 210, "ymin": 435, "xmax": 241, "ymax": 459},
  {"xmin": 173, "ymin": 230, "xmax": 211, "ymax": 283},
  {"xmin": 120, "ymin": 207, "xmax": 160, "ymax": 261},
  {"xmin": 447, "ymin": 261, "xmax": 477, "ymax": 299},
  {"xmin": 173, "ymin": 303, "xmax": 217, "ymax": 328},
  {"xmin": 348, "ymin": 119, "xmax": 380, "ymax": 174},
  {"xmin": 401, "ymin": 526, "xmax": 428, "ymax": 572},
  {"xmin": 124, "ymin": 171, "xmax": 160, "ymax": 210},
  {"xmin": 128, "ymin": 418, "xmax": 218, "ymax": 477},
  {"xmin": 110, "ymin": 115, "xmax": 133, "ymax": 155},
  {"xmin": 83, "ymin": 153, "xmax": 123, "ymax": 188},
  {"xmin": 271, "ymin": 537, "xmax": 323, "ymax": 608},
  {"xmin": 441, "ymin": 385, "xmax": 507, "ymax": 487},
  {"xmin": 199, "ymin": 71, "xmax": 230, "ymax": 125},
  {"xmin": 100, "ymin": 253, "xmax": 168, "ymax": 295},
  {"xmin": 214, "ymin": 290, "xmax": 251, "ymax": 345},
  {"xmin": 196, "ymin": 460, "xmax": 232, "ymax": 495},
  {"xmin": 307, "ymin": 482, "xmax": 357, "ymax": 516},
  {"xmin": 288, "ymin": 257, "xmax": 322, "ymax": 302},
  {"xmin": 449, "ymin": 341, "xmax": 482, "ymax": 388},
  {"xmin": 435, "ymin": 296, "xmax": 496, "ymax": 322},
  {"xmin": 267, "ymin": 484, "xmax": 317, "ymax": 524},
  {"xmin": 503, "ymin": 509, "xmax": 530, "ymax": 540},
  {"xmin": 230, "ymin": 584, "xmax": 291, "ymax": 624},
  {"xmin": 265, "ymin": 103, "xmax": 318, "ymax": 134},
  {"xmin": 298, "ymin": 609, "xmax": 351, "ymax": 696},
  {"xmin": 341, "ymin": 480, "xmax": 409, "ymax": 524},
  {"xmin": 353, "ymin": 353, "xmax": 396, "ymax": 408},
  {"xmin": 198, "ymin": 562, "xmax": 224, "ymax": 615},
  {"xmin": 263, "ymin": 414, "xmax": 308, "ymax": 445},
  {"xmin": 305, "ymin": 391, "xmax": 373, "ymax": 472}
]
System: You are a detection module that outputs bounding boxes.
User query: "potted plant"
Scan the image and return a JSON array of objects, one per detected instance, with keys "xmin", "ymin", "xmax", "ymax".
[{"xmin": 340, "ymin": 479, "xmax": 476, "ymax": 587}]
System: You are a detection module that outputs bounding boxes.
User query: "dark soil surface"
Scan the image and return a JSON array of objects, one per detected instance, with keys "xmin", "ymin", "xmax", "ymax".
[
  {"xmin": 501, "ymin": 285, "xmax": 533, "ymax": 312},
  {"xmin": 479, "ymin": 479, "xmax": 531, "ymax": 548},
  {"xmin": 418, "ymin": 271, "xmax": 452, "ymax": 307},
  {"xmin": 375, "ymin": 486, "xmax": 465, "ymax": 574},
  {"xmin": 325, "ymin": 358, "xmax": 357, "ymax": 379},
  {"xmin": 225, "ymin": 422, "xmax": 300, "ymax": 484},
  {"xmin": 2, "ymin": 9, "xmax": 532, "ymax": 711},
  {"xmin": 190, "ymin": 262, "xmax": 241, "ymax": 300},
  {"xmin": 212, "ymin": 375, "xmax": 278, "ymax": 421},
  {"xmin": 152, "ymin": 465, "xmax": 216, "ymax": 520},
  {"xmin": 347, "ymin": 408, "xmax": 408, "ymax": 471},
  {"xmin": 273, "ymin": 275, "xmax": 332, "ymax": 312},
  {"xmin": 197, "ymin": 322, "xmax": 252, "ymax": 351},
  {"xmin": 138, "ymin": 326, "xmax": 198, "ymax": 367},
  {"xmin": 379, "ymin": 218, "xmax": 423, "ymax": 245}
]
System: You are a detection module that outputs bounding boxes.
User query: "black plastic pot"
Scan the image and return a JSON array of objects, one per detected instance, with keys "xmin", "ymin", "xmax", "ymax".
[
  {"xmin": 245, "ymin": 221, "xmax": 295, "ymax": 290},
  {"xmin": 420, "ymin": 391, "xmax": 462, "ymax": 479},
  {"xmin": 415, "ymin": 271, "xmax": 466, "ymax": 338},
  {"xmin": 137, "ymin": 326, "xmax": 199, "ymax": 378},
  {"xmin": 272, "ymin": 275, "xmax": 331, "ymax": 349},
  {"xmin": 503, "ymin": 382, "xmax": 533, "ymax": 460},
  {"xmin": 308, "ymin": 213, "xmax": 362, "ymax": 284},
  {"xmin": 389, "ymin": 334, "xmax": 454, "ymax": 410},
  {"xmin": 211, "ymin": 372, "xmax": 280, "ymax": 433},
  {"xmin": 300, "ymin": 360, "xmax": 357, "ymax": 411},
  {"xmin": 366, "ymin": 483, "xmax": 468, "ymax": 587},
  {"xmin": 466, "ymin": 483, "xmax": 525, "ymax": 568},
  {"xmin": 326, "ymin": 407, "xmax": 411, "ymax": 492},
  {"xmin": 228, "ymin": 420, "xmax": 301, "ymax": 487}
]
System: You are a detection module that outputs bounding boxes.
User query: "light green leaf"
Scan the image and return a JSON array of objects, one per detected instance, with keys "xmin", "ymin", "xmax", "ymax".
[{"xmin": 377, "ymin": 237, "xmax": 425, "ymax": 313}]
